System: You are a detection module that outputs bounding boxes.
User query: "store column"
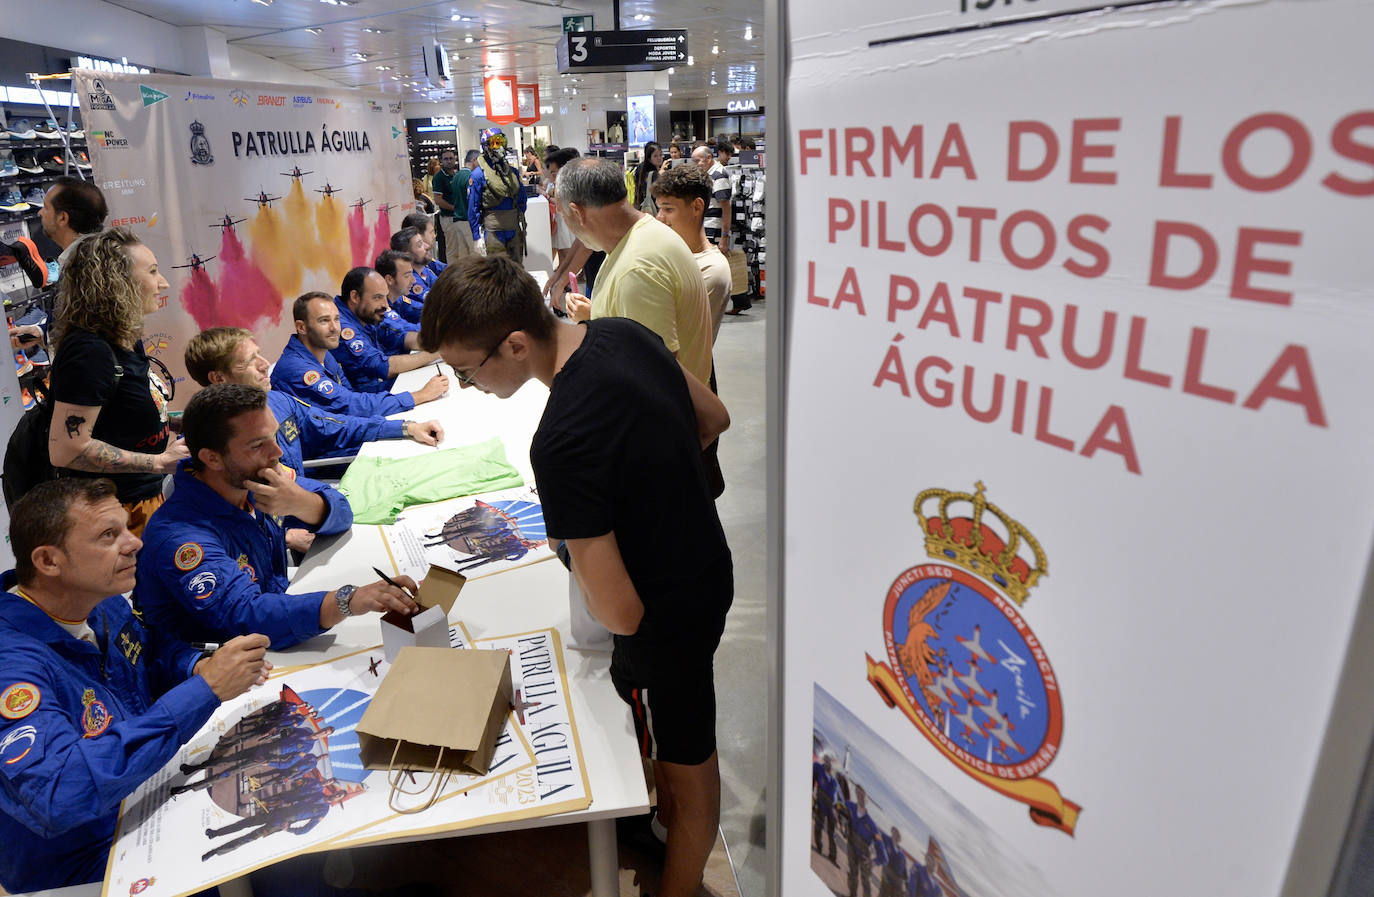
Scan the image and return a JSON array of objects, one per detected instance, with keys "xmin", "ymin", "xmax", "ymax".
[{"xmin": 623, "ymin": 71, "xmax": 670, "ymax": 148}]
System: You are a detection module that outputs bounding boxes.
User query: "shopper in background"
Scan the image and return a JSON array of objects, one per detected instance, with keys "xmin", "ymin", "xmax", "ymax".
[
  {"xmin": 431, "ymin": 148, "xmax": 466, "ymax": 263},
  {"xmin": 47, "ymin": 227, "xmax": 187, "ymax": 535},
  {"xmin": 634, "ymin": 141, "xmax": 664, "ymax": 217},
  {"xmin": 40, "ymin": 175, "xmax": 107, "ymax": 268},
  {"xmin": 419, "ymin": 256, "xmax": 733, "ymax": 897},
  {"xmin": 0, "ymin": 477, "xmax": 271, "ymax": 894},
  {"xmin": 652, "ymin": 165, "xmax": 731, "ymax": 341},
  {"xmin": 558, "ymin": 158, "xmax": 713, "ymax": 390},
  {"xmin": 667, "ymin": 141, "xmax": 685, "ymax": 164},
  {"xmin": 544, "ymin": 146, "xmax": 582, "ymax": 274},
  {"xmin": 693, "ymin": 144, "xmax": 749, "ymax": 315},
  {"xmin": 523, "ymin": 145, "xmax": 546, "ymax": 186},
  {"xmin": 411, "ymin": 178, "xmax": 437, "ymax": 216}
]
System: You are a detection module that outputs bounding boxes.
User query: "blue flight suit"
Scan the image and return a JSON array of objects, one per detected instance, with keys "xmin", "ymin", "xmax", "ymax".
[
  {"xmin": 330, "ymin": 296, "xmax": 394, "ymax": 394},
  {"xmin": 392, "ymin": 289, "xmax": 425, "ymax": 324},
  {"xmin": 265, "ymin": 389, "xmax": 401, "ymax": 475},
  {"xmin": 812, "ymin": 761, "xmax": 841, "ymax": 859},
  {"xmin": 846, "ymin": 799, "xmax": 882, "ymax": 897},
  {"xmin": 0, "ymin": 584, "xmax": 217, "ymax": 893},
  {"xmin": 375, "ymin": 307, "xmax": 419, "ymax": 356},
  {"xmin": 878, "ymin": 832, "xmax": 908, "ymax": 897},
  {"xmin": 468, "ymin": 161, "xmax": 528, "ymax": 243},
  {"xmin": 134, "ymin": 461, "xmax": 352, "ymax": 650},
  {"xmin": 271, "ymin": 334, "xmax": 415, "ymax": 419},
  {"xmin": 906, "ymin": 861, "xmax": 941, "ymax": 897}
]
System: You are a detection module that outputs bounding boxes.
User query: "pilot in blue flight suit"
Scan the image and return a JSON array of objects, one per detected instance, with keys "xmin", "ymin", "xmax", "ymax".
[
  {"xmin": 330, "ymin": 267, "xmax": 443, "ymax": 395},
  {"xmin": 269, "ymin": 291, "xmax": 447, "ymax": 420},
  {"xmin": 0, "ymin": 478, "xmax": 267, "ymax": 893},
  {"xmin": 135, "ymin": 385, "xmax": 421, "ymax": 651}
]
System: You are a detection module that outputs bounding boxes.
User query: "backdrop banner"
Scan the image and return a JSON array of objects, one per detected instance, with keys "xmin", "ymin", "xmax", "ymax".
[
  {"xmin": 74, "ymin": 71, "xmax": 412, "ymax": 406},
  {"xmin": 782, "ymin": 0, "xmax": 1374, "ymax": 896}
]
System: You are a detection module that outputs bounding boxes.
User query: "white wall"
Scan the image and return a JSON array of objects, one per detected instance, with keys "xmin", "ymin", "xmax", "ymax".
[{"xmin": 224, "ymin": 45, "xmax": 337, "ymax": 88}]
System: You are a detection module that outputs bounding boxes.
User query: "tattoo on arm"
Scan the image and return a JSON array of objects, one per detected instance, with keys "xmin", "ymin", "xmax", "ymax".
[
  {"xmin": 64, "ymin": 415, "xmax": 85, "ymax": 438},
  {"xmin": 66, "ymin": 438, "xmax": 158, "ymax": 474}
]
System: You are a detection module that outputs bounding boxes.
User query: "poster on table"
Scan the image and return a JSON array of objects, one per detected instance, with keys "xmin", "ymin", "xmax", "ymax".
[
  {"xmin": 102, "ymin": 641, "xmax": 536, "ymax": 897},
  {"xmin": 380, "ymin": 485, "xmax": 553, "ymax": 582},
  {"xmin": 73, "ymin": 71, "xmax": 412, "ymax": 409},
  {"xmin": 781, "ymin": 1, "xmax": 1374, "ymax": 896},
  {"xmin": 321, "ymin": 624, "xmax": 592, "ymax": 849}
]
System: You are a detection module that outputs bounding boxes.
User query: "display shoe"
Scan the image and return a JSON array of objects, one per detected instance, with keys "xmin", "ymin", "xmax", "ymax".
[
  {"xmin": 23, "ymin": 187, "xmax": 44, "ymax": 207},
  {"xmin": 0, "ymin": 189, "xmax": 31, "ymax": 212},
  {"xmin": 13, "ymin": 151, "xmax": 41, "ymax": 174},
  {"xmin": 67, "ymin": 121, "xmax": 84, "ymax": 139},
  {"xmin": 0, "ymin": 152, "xmax": 17, "ymax": 178},
  {"xmin": 33, "ymin": 119, "xmax": 58, "ymax": 137},
  {"xmin": 5, "ymin": 120, "xmax": 36, "ymax": 139},
  {"xmin": 75, "ymin": 150, "xmax": 92, "ymax": 170},
  {"xmin": 39, "ymin": 150, "xmax": 66, "ymax": 173}
]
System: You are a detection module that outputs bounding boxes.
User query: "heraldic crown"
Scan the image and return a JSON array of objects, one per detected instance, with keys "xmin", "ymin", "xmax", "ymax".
[
  {"xmin": 914, "ymin": 481, "xmax": 1047, "ymax": 606},
  {"xmin": 190, "ymin": 120, "xmax": 206, "ymax": 136}
]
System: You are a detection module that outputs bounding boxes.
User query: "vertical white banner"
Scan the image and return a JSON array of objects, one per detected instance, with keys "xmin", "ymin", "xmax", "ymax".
[
  {"xmin": 782, "ymin": 1, "xmax": 1374, "ymax": 896},
  {"xmin": 74, "ymin": 72, "xmax": 412, "ymax": 408}
]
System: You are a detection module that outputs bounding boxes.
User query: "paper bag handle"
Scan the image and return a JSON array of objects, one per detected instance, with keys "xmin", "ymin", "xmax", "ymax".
[{"xmin": 385, "ymin": 739, "xmax": 453, "ymax": 815}]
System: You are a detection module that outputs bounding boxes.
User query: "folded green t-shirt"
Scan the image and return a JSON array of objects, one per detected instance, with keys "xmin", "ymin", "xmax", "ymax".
[{"xmin": 338, "ymin": 436, "xmax": 524, "ymax": 524}]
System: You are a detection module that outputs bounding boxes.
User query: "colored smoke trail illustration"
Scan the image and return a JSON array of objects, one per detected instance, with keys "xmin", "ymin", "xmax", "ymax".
[
  {"xmin": 283, "ymin": 181, "xmax": 321, "ymax": 273},
  {"xmin": 249, "ymin": 205, "xmax": 305, "ymax": 298},
  {"xmin": 348, "ymin": 204, "xmax": 371, "ymax": 269},
  {"xmin": 372, "ymin": 206, "xmax": 394, "ymax": 263},
  {"xmin": 179, "ymin": 266, "xmax": 222, "ymax": 331},
  {"xmin": 315, "ymin": 196, "xmax": 351, "ymax": 285},
  {"xmin": 218, "ymin": 228, "xmax": 284, "ymax": 328}
]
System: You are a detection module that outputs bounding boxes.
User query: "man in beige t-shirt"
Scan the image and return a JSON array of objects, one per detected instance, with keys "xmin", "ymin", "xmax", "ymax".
[
  {"xmin": 651, "ymin": 164, "xmax": 732, "ymax": 342},
  {"xmin": 559, "ymin": 158, "xmax": 713, "ymax": 386}
]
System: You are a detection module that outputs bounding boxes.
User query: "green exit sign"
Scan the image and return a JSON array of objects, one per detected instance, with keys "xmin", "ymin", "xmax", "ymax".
[{"xmin": 563, "ymin": 14, "xmax": 594, "ymax": 32}]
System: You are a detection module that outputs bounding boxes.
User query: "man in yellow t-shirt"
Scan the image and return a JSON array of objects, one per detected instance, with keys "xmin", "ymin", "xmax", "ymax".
[{"xmin": 558, "ymin": 158, "xmax": 713, "ymax": 387}]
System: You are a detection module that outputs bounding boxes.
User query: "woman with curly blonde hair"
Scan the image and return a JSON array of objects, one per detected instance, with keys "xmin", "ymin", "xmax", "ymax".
[{"xmin": 48, "ymin": 227, "xmax": 188, "ymax": 533}]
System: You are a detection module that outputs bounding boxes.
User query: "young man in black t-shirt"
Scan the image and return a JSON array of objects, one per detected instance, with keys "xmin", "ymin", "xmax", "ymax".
[{"xmin": 420, "ymin": 255, "xmax": 733, "ymax": 897}]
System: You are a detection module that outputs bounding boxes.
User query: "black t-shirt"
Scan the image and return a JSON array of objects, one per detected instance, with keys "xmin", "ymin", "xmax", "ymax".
[
  {"xmin": 532, "ymin": 319, "xmax": 732, "ymax": 678},
  {"xmin": 48, "ymin": 329, "xmax": 170, "ymax": 501}
]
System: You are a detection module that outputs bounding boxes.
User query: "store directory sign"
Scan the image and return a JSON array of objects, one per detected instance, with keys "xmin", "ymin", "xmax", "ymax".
[{"xmin": 556, "ymin": 29, "xmax": 688, "ymax": 73}]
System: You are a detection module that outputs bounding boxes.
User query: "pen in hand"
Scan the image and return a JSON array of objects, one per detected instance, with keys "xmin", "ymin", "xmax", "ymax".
[{"xmin": 372, "ymin": 566, "xmax": 420, "ymax": 600}]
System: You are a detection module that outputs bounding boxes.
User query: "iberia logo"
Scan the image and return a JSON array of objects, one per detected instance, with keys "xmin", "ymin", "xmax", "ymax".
[
  {"xmin": 0, "ymin": 682, "xmax": 40, "ymax": 720},
  {"xmin": 866, "ymin": 481, "xmax": 1081, "ymax": 834}
]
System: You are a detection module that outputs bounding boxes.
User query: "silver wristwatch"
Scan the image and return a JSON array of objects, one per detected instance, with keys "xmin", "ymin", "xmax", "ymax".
[{"xmin": 335, "ymin": 584, "xmax": 357, "ymax": 617}]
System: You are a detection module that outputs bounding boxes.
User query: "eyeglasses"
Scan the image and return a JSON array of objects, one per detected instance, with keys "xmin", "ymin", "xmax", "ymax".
[{"xmin": 454, "ymin": 331, "xmax": 511, "ymax": 386}]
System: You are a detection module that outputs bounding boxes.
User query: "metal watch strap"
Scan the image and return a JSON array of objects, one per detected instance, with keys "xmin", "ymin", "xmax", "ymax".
[{"xmin": 335, "ymin": 584, "xmax": 357, "ymax": 617}]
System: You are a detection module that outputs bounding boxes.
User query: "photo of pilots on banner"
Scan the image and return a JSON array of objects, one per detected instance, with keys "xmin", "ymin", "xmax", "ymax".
[{"xmin": 811, "ymin": 685, "xmax": 1050, "ymax": 897}]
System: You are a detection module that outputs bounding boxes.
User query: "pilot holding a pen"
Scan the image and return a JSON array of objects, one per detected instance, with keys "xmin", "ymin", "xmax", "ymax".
[{"xmin": 134, "ymin": 384, "xmax": 419, "ymax": 650}]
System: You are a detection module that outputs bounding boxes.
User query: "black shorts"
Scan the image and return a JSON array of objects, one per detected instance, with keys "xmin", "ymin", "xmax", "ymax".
[{"xmin": 612, "ymin": 665, "xmax": 717, "ymax": 766}]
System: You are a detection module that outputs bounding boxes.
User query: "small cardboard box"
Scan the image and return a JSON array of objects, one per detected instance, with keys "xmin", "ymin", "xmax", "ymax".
[
  {"xmin": 379, "ymin": 566, "xmax": 466, "ymax": 664},
  {"xmin": 357, "ymin": 646, "xmax": 513, "ymax": 776}
]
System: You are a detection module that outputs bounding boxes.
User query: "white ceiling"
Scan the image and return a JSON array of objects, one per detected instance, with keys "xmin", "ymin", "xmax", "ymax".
[{"xmin": 105, "ymin": 0, "xmax": 765, "ymax": 106}]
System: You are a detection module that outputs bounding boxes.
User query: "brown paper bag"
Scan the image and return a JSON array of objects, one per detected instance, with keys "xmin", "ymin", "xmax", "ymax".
[
  {"xmin": 726, "ymin": 248, "xmax": 750, "ymax": 297},
  {"xmin": 357, "ymin": 647, "xmax": 513, "ymax": 811}
]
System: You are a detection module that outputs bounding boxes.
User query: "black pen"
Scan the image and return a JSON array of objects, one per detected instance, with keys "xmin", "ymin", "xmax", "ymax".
[{"xmin": 372, "ymin": 566, "xmax": 418, "ymax": 598}]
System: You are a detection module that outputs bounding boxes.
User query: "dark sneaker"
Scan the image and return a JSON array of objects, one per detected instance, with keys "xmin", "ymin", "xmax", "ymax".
[
  {"xmin": 39, "ymin": 150, "xmax": 66, "ymax": 173},
  {"xmin": 33, "ymin": 119, "xmax": 57, "ymax": 136},
  {"xmin": 5, "ymin": 119, "xmax": 35, "ymax": 139},
  {"xmin": 0, "ymin": 188, "xmax": 31, "ymax": 212},
  {"xmin": 22, "ymin": 187, "xmax": 44, "ymax": 207},
  {"xmin": 0, "ymin": 153, "xmax": 16, "ymax": 178},
  {"xmin": 13, "ymin": 152, "xmax": 41, "ymax": 174},
  {"xmin": 75, "ymin": 150, "xmax": 91, "ymax": 170}
]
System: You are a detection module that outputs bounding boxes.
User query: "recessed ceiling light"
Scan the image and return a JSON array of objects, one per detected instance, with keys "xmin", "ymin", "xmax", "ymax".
[
  {"xmin": 464, "ymin": 35, "xmax": 474, "ymax": 43},
  {"xmin": 319, "ymin": 0, "xmax": 353, "ymax": 6},
  {"xmin": 687, "ymin": 55, "xmax": 694, "ymax": 65},
  {"xmin": 712, "ymin": 44, "xmax": 720, "ymax": 54},
  {"xmin": 352, "ymin": 52, "xmax": 368, "ymax": 60},
  {"xmin": 614, "ymin": 92, "xmax": 619, "ymax": 98},
  {"xmin": 305, "ymin": 26, "xmax": 322, "ymax": 34},
  {"xmin": 375, "ymin": 65, "xmax": 391, "ymax": 71},
  {"xmin": 744, "ymin": 25, "xmax": 753, "ymax": 40},
  {"xmin": 667, "ymin": 91, "xmax": 672, "ymax": 97},
  {"xmin": 667, "ymin": 67, "xmax": 675, "ymax": 74},
  {"xmin": 251, "ymin": 0, "xmax": 272, "ymax": 6},
  {"xmin": 362, "ymin": 27, "xmax": 389, "ymax": 34}
]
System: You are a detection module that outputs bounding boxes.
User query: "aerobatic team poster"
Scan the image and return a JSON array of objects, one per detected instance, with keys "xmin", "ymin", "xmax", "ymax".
[
  {"xmin": 74, "ymin": 70, "xmax": 412, "ymax": 407},
  {"xmin": 781, "ymin": 1, "xmax": 1374, "ymax": 896}
]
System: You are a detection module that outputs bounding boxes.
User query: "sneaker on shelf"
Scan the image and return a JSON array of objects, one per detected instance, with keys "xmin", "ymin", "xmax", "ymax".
[
  {"xmin": 67, "ymin": 121, "xmax": 84, "ymax": 139},
  {"xmin": 5, "ymin": 120, "xmax": 36, "ymax": 140},
  {"xmin": 33, "ymin": 119, "xmax": 58, "ymax": 137},
  {"xmin": 39, "ymin": 150, "xmax": 66, "ymax": 173},
  {"xmin": 13, "ymin": 351, "xmax": 32, "ymax": 379},
  {"xmin": 13, "ymin": 151, "xmax": 41, "ymax": 174},
  {"xmin": 23, "ymin": 187, "xmax": 44, "ymax": 207},
  {"xmin": 0, "ymin": 152, "xmax": 17, "ymax": 178},
  {"xmin": 75, "ymin": 150, "xmax": 92, "ymax": 170},
  {"xmin": 0, "ymin": 189, "xmax": 30, "ymax": 212}
]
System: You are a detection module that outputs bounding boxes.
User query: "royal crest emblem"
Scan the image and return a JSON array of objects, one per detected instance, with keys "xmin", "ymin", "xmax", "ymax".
[
  {"xmin": 188, "ymin": 120, "xmax": 214, "ymax": 166},
  {"xmin": 866, "ymin": 481, "xmax": 1080, "ymax": 833},
  {"xmin": 81, "ymin": 688, "xmax": 112, "ymax": 738}
]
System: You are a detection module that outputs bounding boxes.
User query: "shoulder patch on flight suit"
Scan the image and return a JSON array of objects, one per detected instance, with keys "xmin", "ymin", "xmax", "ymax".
[
  {"xmin": 173, "ymin": 542, "xmax": 204, "ymax": 571},
  {"xmin": 0, "ymin": 683, "xmax": 40, "ymax": 720},
  {"xmin": 0, "ymin": 723, "xmax": 38, "ymax": 767},
  {"xmin": 340, "ymin": 327, "xmax": 356, "ymax": 340},
  {"xmin": 348, "ymin": 339, "xmax": 365, "ymax": 354},
  {"xmin": 303, "ymin": 370, "xmax": 321, "ymax": 387},
  {"xmin": 80, "ymin": 689, "xmax": 111, "ymax": 738}
]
